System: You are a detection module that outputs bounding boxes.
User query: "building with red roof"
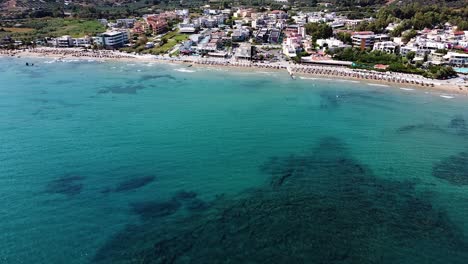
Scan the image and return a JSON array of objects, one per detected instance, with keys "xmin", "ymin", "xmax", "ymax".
[{"xmin": 146, "ymin": 16, "xmax": 168, "ymax": 34}]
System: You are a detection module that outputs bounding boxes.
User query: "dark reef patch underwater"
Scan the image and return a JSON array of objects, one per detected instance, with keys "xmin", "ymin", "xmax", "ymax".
[
  {"xmin": 98, "ymin": 84, "xmax": 147, "ymax": 95},
  {"xmin": 397, "ymin": 115, "xmax": 468, "ymax": 137},
  {"xmin": 130, "ymin": 199, "xmax": 182, "ymax": 220},
  {"xmin": 448, "ymin": 115, "xmax": 467, "ymax": 135},
  {"xmin": 396, "ymin": 123, "xmax": 444, "ymax": 133},
  {"xmin": 44, "ymin": 175, "xmax": 84, "ymax": 197},
  {"xmin": 319, "ymin": 89, "xmax": 394, "ymax": 111},
  {"xmin": 93, "ymin": 137, "xmax": 468, "ymax": 264},
  {"xmin": 113, "ymin": 176, "xmax": 156, "ymax": 193},
  {"xmin": 433, "ymin": 152, "xmax": 468, "ymax": 186},
  {"xmin": 129, "ymin": 190, "xmax": 208, "ymax": 220},
  {"xmin": 139, "ymin": 74, "xmax": 176, "ymax": 82}
]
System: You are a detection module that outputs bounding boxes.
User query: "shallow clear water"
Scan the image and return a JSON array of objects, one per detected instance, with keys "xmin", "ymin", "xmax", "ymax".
[{"xmin": 0, "ymin": 57, "xmax": 467, "ymax": 263}]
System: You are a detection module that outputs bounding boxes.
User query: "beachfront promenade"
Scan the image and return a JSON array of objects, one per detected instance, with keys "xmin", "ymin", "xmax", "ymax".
[
  {"xmin": 1, "ymin": 47, "xmax": 466, "ymax": 92},
  {"xmin": 0, "ymin": 47, "xmax": 135, "ymax": 60}
]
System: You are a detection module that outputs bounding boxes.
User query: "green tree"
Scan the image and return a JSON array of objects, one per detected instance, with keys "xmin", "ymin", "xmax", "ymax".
[
  {"xmin": 435, "ymin": 49, "xmax": 448, "ymax": 54},
  {"xmin": 423, "ymin": 65, "xmax": 457, "ymax": 79},
  {"xmin": 137, "ymin": 35, "xmax": 148, "ymax": 46},
  {"xmin": 402, "ymin": 29, "xmax": 417, "ymax": 43},
  {"xmin": 406, "ymin": 51, "xmax": 416, "ymax": 61},
  {"xmin": 305, "ymin": 23, "xmax": 333, "ymax": 41},
  {"xmin": 336, "ymin": 32, "xmax": 352, "ymax": 45}
]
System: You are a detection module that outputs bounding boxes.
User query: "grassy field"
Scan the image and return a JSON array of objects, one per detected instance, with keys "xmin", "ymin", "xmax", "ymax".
[
  {"xmin": 148, "ymin": 41, "xmax": 177, "ymax": 54},
  {"xmin": 162, "ymin": 30, "xmax": 189, "ymax": 42},
  {"xmin": 146, "ymin": 30, "xmax": 189, "ymax": 54},
  {"xmin": 0, "ymin": 18, "xmax": 106, "ymax": 40},
  {"xmin": 2, "ymin": 27, "xmax": 35, "ymax": 33},
  {"xmin": 120, "ymin": 30, "xmax": 188, "ymax": 55}
]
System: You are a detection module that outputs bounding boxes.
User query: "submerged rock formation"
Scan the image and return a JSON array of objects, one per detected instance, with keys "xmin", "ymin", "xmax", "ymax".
[
  {"xmin": 433, "ymin": 152, "xmax": 468, "ymax": 186},
  {"xmin": 45, "ymin": 175, "xmax": 84, "ymax": 197},
  {"xmin": 448, "ymin": 115, "xmax": 467, "ymax": 135},
  {"xmin": 130, "ymin": 199, "xmax": 181, "ymax": 220},
  {"xmin": 94, "ymin": 137, "xmax": 468, "ymax": 264},
  {"xmin": 113, "ymin": 176, "xmax": 156, "ymax": 192},
  {"xmin": 397, "ymin": 123, "xmax": 444, "ymax": 133}
]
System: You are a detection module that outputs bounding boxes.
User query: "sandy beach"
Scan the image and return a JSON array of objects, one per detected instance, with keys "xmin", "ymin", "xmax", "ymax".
[{"xmin": 1, "ymin": 47, "xmax": 467, "ymax": 95}]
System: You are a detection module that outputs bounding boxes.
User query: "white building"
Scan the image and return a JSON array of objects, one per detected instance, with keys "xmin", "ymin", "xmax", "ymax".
[
  {"xmin": 179, "ymin": 19, "xmax": 198, "ymax": 33},
  {"xmin": 175, "ymin": 9, "xmax": 189, "ymax": 17},
  {"xmin": 344, "ymin": 19, "xmax": 364, "ymax": 27},
  {"xmin": 316, "ymin": 38, "xmax": 349, "ymax": 50},
  {"xmin": 393, "ymin": 37, "xmax": 404, "ymax": 45},
  {"xmin": 308, "ymin": 16, "xmax": 326, "ymax": 23},
  {"xmin": 292, "ymin": 15, "xmax": 307, "ymax": 25},
  {"xmin": 373, "ymin": 41, "xmax": 398, "ymax": 53},
  {"xmin": 231, "ymin": 28, "xmax": 249, "ymax": 42},
  {"xmin": 235, "ymin": 43, "xmax": 252, "ymax": 59},
  {"xmin": 221, "ymin": 9, "xmax": 231, "ymax": 15},
  {"xmin": 179, "ymin": 24, "xmax": 197, "ymax": 33},
  {"xmin": 458, "ymin": 40, "xmax": 468, "ymax": 48},
  {"xmin": 414, "ymin": 37, "xmax": 448, "ymax": 50},
  {"xmin": 352, "ymin": 34, "xmax": 375, "ymax": 50},
  {"xmin": 324, "ymin": 13, "xmax": 337, "ymax": 21},
  {"xmin": 73, "ymin": 37, "xmax": 92, "ymax": 47},
  {"xmin": 400, "ymin": 46, "xmax": 418, "ymax": 56},
  {"xmin": 55, "ymin": 35, "xmax": 74, "ymax": 47},
  {"xmin": 116, "ymin": 19, "xmax": 136, "ymax": 28},
  {"xmin": 385, "ymin": 23, "xmax": 399, "ymax": 32},
  {"xmin": 329, "ymin": 21, "xmax": 345, "ymax": 28},
  {"xmin": 95, "ymin": 31, "xmax": 128, "ymax": 49},
  {"xmin": 444, "ymin": 52, "xmax": 468, "ymax": 66},
  {"xmin": 283, "ymin": 37, "xmax": 300, "ymax": 58}
]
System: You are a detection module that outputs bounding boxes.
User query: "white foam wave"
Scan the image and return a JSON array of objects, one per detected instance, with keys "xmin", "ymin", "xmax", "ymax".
[
  {"xmin": 367, "ymin": 83, "xmax": 389, "ymax": 87},
  {"xmin": 61, "ymin": 59, "xmax": 80, "ymax": 63},
  {"xmin": 337, "ymin": 80, "xmax": 360, "ymax": 83},
  {"xmin": 174, "ymin": 68, "xmax": 195, "ymax": 73},
  {"xmin": 299, "ymin": 77, "xmax": 333, "ymax": 81},
  {"xmin": 44, "ymin": 59, "xmax": 83, "ymax": 63},
  {"xmin": 440, "ymin": 95, "xmax": 454, "ymax": 99}
]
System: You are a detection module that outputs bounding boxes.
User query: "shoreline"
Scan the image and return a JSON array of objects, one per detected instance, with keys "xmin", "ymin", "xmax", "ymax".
[{"xmin": 1, "ymin": 48, "xmax": 467, "ymax": 95}]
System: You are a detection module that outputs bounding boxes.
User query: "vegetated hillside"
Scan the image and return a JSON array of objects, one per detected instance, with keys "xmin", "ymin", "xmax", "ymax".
[
  {"xmin": 396, "ymin": 0, "xmax": 467, "ymax": 8},
  {"xmin": 329, "ymin": 0, "xmax": 466, "ymax": 8},
  {"xmin": 0, "ymin": 0, "xmax": 208, "ymax": 19},
  {"xmin": 331, "ymin": 0, "xmax": 387, "ymax": 7},
  {"xmin": 1, "ymin": 0, "xmax": 62, "ymax": 9},
  {"xmin": 68, "ymin": 0, "xmax": 151, "ymax": 7},
  {"xmin": 0, "ymin": 17, "xmax": 107, "ymax": 41},
  {"xmin": 0, "ymin": 0, "xmax": 141, "ymax": 11}
]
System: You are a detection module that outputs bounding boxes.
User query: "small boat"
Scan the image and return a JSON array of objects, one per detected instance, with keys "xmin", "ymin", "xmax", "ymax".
[{"xmin": 187, "ymin": 64, "xmax": 192, "ymax": 67}]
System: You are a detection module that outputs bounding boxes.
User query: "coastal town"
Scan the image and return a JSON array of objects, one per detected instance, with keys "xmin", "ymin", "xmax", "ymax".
[
  {"xmin": 2, "ymin": 2, "xmax": 468, "ymax": 264},
  {"xmin": 1, "ymin": 1, "xmax": 467, "ymax": 91}
]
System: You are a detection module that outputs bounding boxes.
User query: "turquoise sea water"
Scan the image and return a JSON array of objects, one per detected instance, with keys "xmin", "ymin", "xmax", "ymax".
[{"xmin": 0, "ymin": 57, "xmax": 467, "ymax": 263}]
